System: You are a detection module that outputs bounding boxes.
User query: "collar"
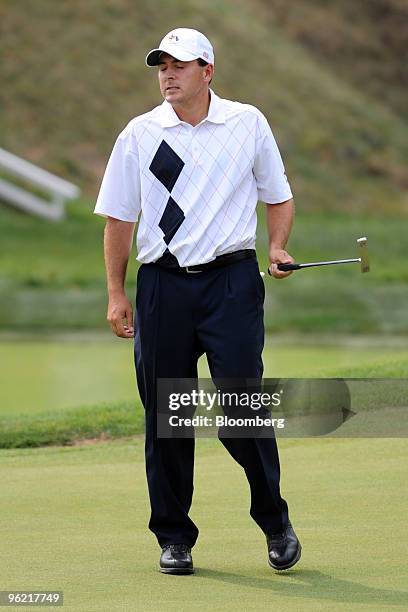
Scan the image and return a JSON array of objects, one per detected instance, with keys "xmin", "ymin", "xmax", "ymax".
[{"xmin": 159, "ymin": 89, "xmax": 226, "ymax": 128}]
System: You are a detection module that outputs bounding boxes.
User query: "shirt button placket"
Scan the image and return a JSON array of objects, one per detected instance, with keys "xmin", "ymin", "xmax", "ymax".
[
  {"xmin": 192, "ymin": 132, "xmax": 200, "ymax": 164},
  {"xmin": 185, "ymin": 126, "xmax": 195, "ymax": 163}
]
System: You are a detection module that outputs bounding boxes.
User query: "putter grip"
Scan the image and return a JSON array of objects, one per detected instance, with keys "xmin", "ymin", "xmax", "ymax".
[{"xmin": 277, "ymin": 263, "xmax": 301, "ymax": 271}]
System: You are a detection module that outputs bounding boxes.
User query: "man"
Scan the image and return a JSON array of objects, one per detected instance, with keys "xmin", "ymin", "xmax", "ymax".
[{"xmin": 94, "ymin": 27, "xmax": 301, "ymax": 575}]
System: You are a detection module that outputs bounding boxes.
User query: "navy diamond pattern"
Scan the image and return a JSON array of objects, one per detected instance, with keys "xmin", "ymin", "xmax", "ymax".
[
  {"xmin": 149, "ymin": 140, "xmax": 186, "ymax": 249},
  {"xmin": 149, "ymin": 140, "xmax": 184, "ymax": 192},
  {"xmin": 158, "ymin": 196, "xmax": 185, "ymax": 245}
]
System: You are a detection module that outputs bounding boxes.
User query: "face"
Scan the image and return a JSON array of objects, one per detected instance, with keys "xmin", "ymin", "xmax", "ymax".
[{"xmin": 158, "ymin": 53, "xmax": 213, "ymax": 106}]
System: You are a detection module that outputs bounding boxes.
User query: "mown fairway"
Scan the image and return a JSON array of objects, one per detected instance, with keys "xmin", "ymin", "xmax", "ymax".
[
  {"xmin": 1, "ymin": 334, "xmax": 408, "ymax": 417},
  {"xmin": 1, "ymin": 436, "xmax": 407, "ymax": 611}
]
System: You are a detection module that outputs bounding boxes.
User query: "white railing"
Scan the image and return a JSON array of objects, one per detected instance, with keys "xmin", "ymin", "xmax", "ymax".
[{"xmin": 0, "ymin": 148, "xmax": 80, "ymax": 220}]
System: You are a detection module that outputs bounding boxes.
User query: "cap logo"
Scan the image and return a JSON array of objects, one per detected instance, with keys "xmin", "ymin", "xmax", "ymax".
[
  {"xmin": 203, "ymin": 51, "xmax": 209, "ymax": 59},
  {"xmin": 167, "ymin": 34, "xmax": 179, "ymax": 41}
]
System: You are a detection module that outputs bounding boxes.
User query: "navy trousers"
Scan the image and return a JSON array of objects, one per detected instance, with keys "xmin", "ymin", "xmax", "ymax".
[{"xmin": 134, "ymin": 257, "xmax": 289, "ymax": 547}]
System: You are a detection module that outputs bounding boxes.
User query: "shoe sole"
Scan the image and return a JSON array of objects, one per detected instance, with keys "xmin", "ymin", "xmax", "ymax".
[
  {"xmin": 159, "ymin": 567, "xmax": 195, "ymax": 575},
  {"xmin": 268, "ymin": 543, "xmax": 302, "ymax": 571}
]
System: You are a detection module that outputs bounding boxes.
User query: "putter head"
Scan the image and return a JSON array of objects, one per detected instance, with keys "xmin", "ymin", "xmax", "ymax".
[{"xmin": 357, "ymin": 237, "xmax": 370, "ymax": 273}]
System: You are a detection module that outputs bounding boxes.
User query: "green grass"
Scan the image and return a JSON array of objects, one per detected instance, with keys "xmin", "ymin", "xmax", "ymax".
[
  {"xmin": 2, "ymin": 333, "xmax": 408, "ymax": 418},
  {"xmin": 1, "ymin": 338, "xmax": 407, "ymax": 448},
  {"xmin": 254, "ymin": 0, "xmax": 408, "ymax": 121},
  {"xmin": 1, "ymin": 201, "xmax": 407, "ymax": 334},
  {"xmin": 0, "ymin": 437, "xmax": 407, "ymax": 611},
  {"xmin": 0, "ymin": 401, "xmax": 143, "ymax": 449},
  {"xmin": 1, "ymin": 0, "xmax": 407, "ymax": 340},
  {"xmin": 1, "ymin": 0, "xmax": 408, "ymax": 214},
  {"xmin": 0, "ymin": 333, "xmax": 136, "ymax": 416},
  {"xmin": 0, "ymin": 199, "xmax": 124, "ymax": 288}
]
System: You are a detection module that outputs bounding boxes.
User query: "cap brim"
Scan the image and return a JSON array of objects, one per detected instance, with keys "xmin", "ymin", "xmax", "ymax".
[{"xmin": 145, "ymin": 45, "xmax": 200, "ymax": 66}]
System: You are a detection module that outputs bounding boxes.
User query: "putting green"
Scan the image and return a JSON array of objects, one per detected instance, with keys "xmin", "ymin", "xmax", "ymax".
[{"xmin": 1, "ymin": 437, "xmax": 407, "ymax": 611}]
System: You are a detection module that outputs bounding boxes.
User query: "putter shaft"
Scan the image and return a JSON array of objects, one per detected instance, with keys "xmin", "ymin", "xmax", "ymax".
[{"xmin": 277, "ymin": 258, "xmax": 360, "ymax": 271}]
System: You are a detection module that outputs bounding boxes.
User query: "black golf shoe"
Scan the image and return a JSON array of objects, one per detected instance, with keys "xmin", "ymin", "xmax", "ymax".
[
  {"xmin": 159, "ymin": 544, "xmax": 194, "ymax": 575},
  {"xmin": 267, "ymin": 522, "xmax": 302, "ymax": 571}
]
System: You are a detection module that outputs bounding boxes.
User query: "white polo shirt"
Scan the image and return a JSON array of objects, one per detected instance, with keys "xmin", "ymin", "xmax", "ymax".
[{"xmin": 94, "ymin": 89, "xmax": 292, "ymax": 266}]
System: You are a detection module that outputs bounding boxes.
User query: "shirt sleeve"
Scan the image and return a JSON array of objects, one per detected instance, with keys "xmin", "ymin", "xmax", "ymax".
[
  {"xmin": 253, "ymin": 110, "xmax": 293, "ymax": 204},
  {"xmin": 94, "ymin": 127, "xmax": 141, "ymax": 222}
]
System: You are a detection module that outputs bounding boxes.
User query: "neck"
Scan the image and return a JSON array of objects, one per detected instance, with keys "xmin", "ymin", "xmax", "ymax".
[{"xmin": 172, "ymin": 89, "xmax": 211, "ymax": 127}]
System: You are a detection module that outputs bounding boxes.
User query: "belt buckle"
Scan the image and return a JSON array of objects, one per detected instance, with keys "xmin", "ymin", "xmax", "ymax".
[{"xmin": 185, "ymin": 266, "xmax": 202, "ymax": 274}]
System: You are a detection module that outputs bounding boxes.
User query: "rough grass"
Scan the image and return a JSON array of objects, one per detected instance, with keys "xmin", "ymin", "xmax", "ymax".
[
  {"xmin": 0, "ymin": 0, "xmax": 407, "ymax": 215},
  {"xmin": 254, "ymin": 0, "xmax": 408, "ymax": 121},
  {"xmin": 0, "ymin": 401, "xmax": 143, "ymax": 449}
]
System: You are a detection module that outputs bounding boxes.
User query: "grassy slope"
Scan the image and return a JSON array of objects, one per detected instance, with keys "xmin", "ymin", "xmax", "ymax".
[
  {"xmin": 0, "ymin": 437, "xmax": 407, "ymax": 611},
  {"xmin": 0, "ymin": 1, "xmax": 407, "ymax": 334},
  {"xmin": 0, "ymin": 0, "xmax": 407, "ymax": 214},
  {"xmin": 254, "ymin": 0, "xmax": 408, "ymax": 121}
]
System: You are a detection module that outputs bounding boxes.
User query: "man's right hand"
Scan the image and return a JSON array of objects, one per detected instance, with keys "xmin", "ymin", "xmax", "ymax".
[{"xmin": 107, "ymin": 293, "xmax": 134, "ymax": 338}]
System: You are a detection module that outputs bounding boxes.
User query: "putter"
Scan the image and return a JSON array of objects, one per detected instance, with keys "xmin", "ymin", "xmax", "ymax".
[{"xmin": 269, "ymin": 237, "xmax": 370, "ymax": 274}]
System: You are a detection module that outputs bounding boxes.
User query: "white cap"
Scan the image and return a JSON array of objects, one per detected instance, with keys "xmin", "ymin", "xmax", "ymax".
[{"xmin": 145, "ymin": 28, "xmax": 214, "ymax": 66}]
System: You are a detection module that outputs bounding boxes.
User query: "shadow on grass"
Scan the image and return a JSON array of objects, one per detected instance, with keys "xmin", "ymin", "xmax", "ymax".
[{"xmin": 193, "ymin": 568, "xmax": 408, "ymax": 607}]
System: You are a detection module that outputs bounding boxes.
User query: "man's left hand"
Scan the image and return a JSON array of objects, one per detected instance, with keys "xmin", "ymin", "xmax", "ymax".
[{"xmin": 268, "ymin": 248, "xmax": 295, "ymax": 279}]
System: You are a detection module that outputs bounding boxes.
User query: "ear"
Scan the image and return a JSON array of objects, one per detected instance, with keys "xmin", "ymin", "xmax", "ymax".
[{"xmin": 203, "ymin": 64, "xmax": 214, "ymax": 82}]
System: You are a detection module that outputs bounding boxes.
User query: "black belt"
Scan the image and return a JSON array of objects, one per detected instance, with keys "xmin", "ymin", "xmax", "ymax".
[{"xmin": 154, "ymin": 249, "xmax": 256, "ymax": 273}]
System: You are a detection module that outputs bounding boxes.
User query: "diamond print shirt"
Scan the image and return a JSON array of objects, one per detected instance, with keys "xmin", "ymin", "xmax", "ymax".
[{"xmin": 94, "ymin": 90, "xmax": 293, "ymax": 266}]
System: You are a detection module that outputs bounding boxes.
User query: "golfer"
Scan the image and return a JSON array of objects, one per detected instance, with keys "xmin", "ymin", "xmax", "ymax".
[{"xmin": 94, "ymin": 28, "xmax": 301, "ymax": 574}]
